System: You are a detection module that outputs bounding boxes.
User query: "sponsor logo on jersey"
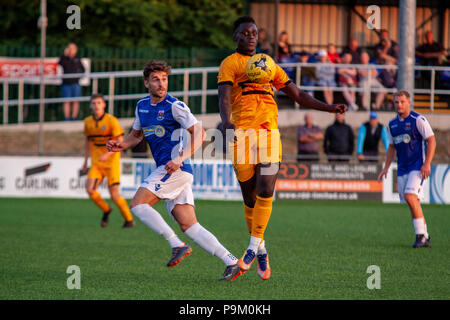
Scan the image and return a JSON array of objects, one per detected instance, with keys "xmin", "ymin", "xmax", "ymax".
[
  {"xmin": 139, "ymin": 108, "xmax": 149, "ymax": 113},
  {"xmin": 393, "ymin": 133, "xmax": 411, "ymax": 144},
  {"xmin": 143, "ymin": 125, "xmax": 166, "ymax": 137}
]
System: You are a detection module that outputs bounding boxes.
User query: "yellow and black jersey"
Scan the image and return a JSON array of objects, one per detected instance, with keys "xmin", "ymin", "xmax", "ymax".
[
  {"xmin": 218, "ymin": 51, "xmax": 291, "ymax": 130},
  {"xmin": 84, "ymin": 113, "xmax": 124, "ymax": 167}
]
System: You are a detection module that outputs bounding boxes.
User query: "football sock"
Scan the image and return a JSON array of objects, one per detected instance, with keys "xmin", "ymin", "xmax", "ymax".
[
  {"xmin": 89, "ymin": 191, "xmax": 111, "ymax": 213},
  {"xmin": 131, "ymin": 204, "xmax": 184, "ymax": 248},
  {"xmin": 244, "ymin": 204, "xmax": 253, "ymax": 234},
  {"xmin": 413, "ymin": 218, "xmax": 428, "ymax": 238},
  {"xmin": 251, "ymin": 195, "xmax": 273, "ymax": 239},
  {"xmin": 257, "ymin": 240, "xmax": 267, "ymax": 255},
  {"xmin": 114, "ymin": 196, "xmax": 134, "ymax": 222},
  {"xmin": 247, "ymin": 235, "xmax": 262, "ymax": 253},
  {"xmin": 185, "ymin": 222, "xmax": 238, "ymax": 266}
]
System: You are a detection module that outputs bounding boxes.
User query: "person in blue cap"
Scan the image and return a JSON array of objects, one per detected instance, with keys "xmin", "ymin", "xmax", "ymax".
[{"xmin": 356, "ymin": 111, "xmax": 389, "ymax": 162}]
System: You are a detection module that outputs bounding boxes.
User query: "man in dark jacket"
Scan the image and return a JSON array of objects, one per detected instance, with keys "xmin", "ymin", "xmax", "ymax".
[
  {"xmin": 58, "ymin": 43, "xmax": 85, "ymax": 121},
  {"xmin": 356, "ymin": 111, "xmax": 389, "ymax": 162},
  {"xmin": 324, "ymin": 113, "xmax": 354, "ymax": 162}
]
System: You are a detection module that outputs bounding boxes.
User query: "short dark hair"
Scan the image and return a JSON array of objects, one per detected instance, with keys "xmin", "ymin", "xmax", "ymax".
[
  {"xmin": 233, "ymin": 15, "xmax": 256, "ymax": 34},
  {"xmin": 143, "ymin": 60, "xmax": 171, "ymax": 80},
  {"xmin": 393, "ymin": 90, "xmax": 411, "ymax": 100},
  {"xmin": 90, "ymin": 93, "xmax": 105, "ymax": 103}
]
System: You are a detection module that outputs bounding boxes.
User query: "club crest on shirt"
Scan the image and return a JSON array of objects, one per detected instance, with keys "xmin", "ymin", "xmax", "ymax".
[
  {"xmin": 157, "ymin": 110, "xmax": 165, "ymax": 121},
  {"xmin": 101, "ymin": 125, "xmax": 106, "ymax": 131},
  {"xmin": 404, "ymin": 122, "xmax": 411, "ymax": 130}
]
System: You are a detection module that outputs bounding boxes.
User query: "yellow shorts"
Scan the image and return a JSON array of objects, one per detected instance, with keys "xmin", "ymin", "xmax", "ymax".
[
  {"xmin": 88, "ymin": 164, "xmax": 120, "ymax": 186},
  {"xmin": 230, "ymin": 128, "xmax": 282, "ymax": 182}
]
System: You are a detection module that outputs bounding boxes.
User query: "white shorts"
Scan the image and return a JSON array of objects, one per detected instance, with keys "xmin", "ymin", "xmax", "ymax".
[
  {"xmin": 397, "ymin": 170, "xmax": 424, "ymax": 203},
  {"xmin": 140, "ymin": 165, "xmax": 195, "ymax": 215}
]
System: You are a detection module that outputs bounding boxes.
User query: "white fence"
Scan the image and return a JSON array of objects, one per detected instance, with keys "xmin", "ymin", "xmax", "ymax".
[{"xmin": 1, "ymin": 63, "xmax": 450, "ymax": 124}]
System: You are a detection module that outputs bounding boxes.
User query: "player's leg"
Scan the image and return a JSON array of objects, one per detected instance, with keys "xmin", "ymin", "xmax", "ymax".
[
  {"xmin": 86, "ymin": 167, "xmax": 111, "ymax": 227},
  {"xmin": 237, "ymin": 170, "xmax": 257, "ymax": 235},
  {"xmin": 168, "ymin": 190, "xmax": 241, "ymax": 281},
  {"xmin": 402, "ymin": 171, "xmax": 430, "ymax": 248},
  {"xmin": 106, "ymin": 166, "xmax": 134, "ymax": 227},
  {"xmin": 130, "ymin": 187, "xmax": 186, "ymax": 252},
  {"xmin": 108, "ymin": 184, "xmax": 134, "ymax": 227}
]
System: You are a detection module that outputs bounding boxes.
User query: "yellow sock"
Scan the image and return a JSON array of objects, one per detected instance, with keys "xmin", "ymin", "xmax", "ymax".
[
  {"xmin": 115, "ymin": 197, "xmax": 134, "ymax": 222},
  {"xmin": 251, "ymin": 195, "xmax": 273, "ymax": 239},
  {"xmin": 90, "ymin": 191, "xmax": 111, "ymax": 213},
  {"xmin": 244, "ymin": 204, "xmax": 253, "ymax": 234}
]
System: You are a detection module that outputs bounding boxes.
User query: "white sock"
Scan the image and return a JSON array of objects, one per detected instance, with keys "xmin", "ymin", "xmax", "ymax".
[
  {"xmin": 184, "ymin": 223, "xmax": 238, "ymax": 266},
  {"xmin": 413, "ymin": 218, "xmax": 428, "ymax": 238},
  {"xmin": 131, "ymin": 204, "xmax": 184, "ymax": 248},
  {"xmin": 257, "ymin": 240, "xmax": 267, "ymax": 255},
  {"xmin": 247, "ymin": 236, "xmax": 262, "ymax": 253}
]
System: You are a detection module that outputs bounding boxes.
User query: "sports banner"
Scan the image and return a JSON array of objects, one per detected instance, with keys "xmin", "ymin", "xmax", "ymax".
[
  {"xmin": 0, "ymin": 57, "xmax": 91, "ymax": 85},
  {"xmin": 275, "ymin": 162, "xmax": 383, "ymax": 201},
  {"xmin": 0, "ymin": 156, "xmax": 242, "ymax": 200}
]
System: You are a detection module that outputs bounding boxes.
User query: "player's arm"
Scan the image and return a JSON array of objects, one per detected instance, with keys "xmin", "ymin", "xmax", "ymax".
[
  {"xmin": 99, "ymin": 135, "xmax": 123, "ymax": 162},
  {"xmin": 378, "ymin": 144, "xmax": 396, "ymax": 182},
  {"xmin": 81, "ymin": 137, "xmax": 91, "ymax": 174},
  {"xmin": 417, "ymin": 115, "xmax": 436, "ymax": 180},
  {"xmin": 165, "ymin": 122, "xmax": 206, "ymax": 174},
  {"xmin": 280, "ymin": 82, "xmax": 347, "ymax": 113},
  {"xmin": 107, "ymin": 128, "xmax": 143, "ymax": 152},
  {"xmin": 218, "ymin": 83, "xmax": 235, "ymax": 131},
  {"xmin": 421, "ymin": 135, "xmax": 436, "ymax": 180}
]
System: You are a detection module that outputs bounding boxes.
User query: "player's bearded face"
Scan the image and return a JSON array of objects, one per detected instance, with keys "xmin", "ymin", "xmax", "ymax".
[
  {"xmin": 146, "ymin": 71, "xmax": 168, "ymax": 99},
  {"xmin": 394, "ymin": 96, "xmax": 410, "ymax": 115}
]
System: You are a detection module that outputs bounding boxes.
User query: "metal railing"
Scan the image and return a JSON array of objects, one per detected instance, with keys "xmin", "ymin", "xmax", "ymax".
[{"xmin": 1, "ymin": 63, "xmax": 450, "ymax": 125}]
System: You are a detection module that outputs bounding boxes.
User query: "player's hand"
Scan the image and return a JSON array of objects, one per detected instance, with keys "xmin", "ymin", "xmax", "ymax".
[
  {"xmin": 377, "ymin": 167, "xmax": 389, "ymax": 182},
  {"xmin": 420, "ymin": 163, "xmax": 431, "ymax": 180},
  {"xmin": 106, "ymin": 140, "xmax": 124, "ymax": 152},
  {"xmin": 98, "ymin": 153, "xmax": 110, "ymax": 162},
  {"xmin": 220, "ymin": 121, "xmax": 237, "ymax": 142},
  {"xmin": 165, "ymin": 157, "xmax": 182, "ymax": 174},
  {"xmin": 328, "ymin": 104, "xmax": 347, "ymax": 114},
  {"xmin": 81, "ymin": 163, "xmax": 88, "ymax": 174}
]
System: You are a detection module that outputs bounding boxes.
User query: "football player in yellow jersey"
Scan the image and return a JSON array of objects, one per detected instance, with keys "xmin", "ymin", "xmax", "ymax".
[
  {"xmin": 81, "ymin": 93, "xmax": 135, "ymax": 228},
  {"xmin": 218, "ymin": 16, "xmax": 347, "ymax": 280}
]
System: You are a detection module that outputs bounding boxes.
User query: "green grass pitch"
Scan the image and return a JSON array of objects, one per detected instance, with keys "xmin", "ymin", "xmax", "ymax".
[{"xmin": 0, "ymin": 198, "xmax": 449, "ymax": 300}]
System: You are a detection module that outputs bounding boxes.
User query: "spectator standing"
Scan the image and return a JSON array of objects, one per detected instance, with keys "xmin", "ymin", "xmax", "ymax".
[
  {"xmin": 297, "ymin": 112, "xmax": 323, "ymax": 162},
  {"xmin": 256, "ymin": 28, "xmax": 273, "ymax": 56},
  {"xmin": 358, "ymin": 51, "xmax": 385, "ymax": 110},
  {"xmin": 324, "ymin": 113, "xmax": 354, "ymax": 162},
  {"xmin": 342, "ymin": 38, "xmax": 362, "ymax": 64},
  {"xmin": 327, "ymin": 43, "xmax": 341, "ymax": 63},
  {"xmin": 58, "ymin": 43, "xmax": 85, "ymax": 121},
  {"xmin": 356, "ymin": 111, "xmax": 389, "ymax": 162},
  {"xmin": 316, "ymin": 49, "xmax": 336, "ymax": 105},
  {"xmin": 337, "ymin": 52, "xmax": 359, "ymax": 111}
]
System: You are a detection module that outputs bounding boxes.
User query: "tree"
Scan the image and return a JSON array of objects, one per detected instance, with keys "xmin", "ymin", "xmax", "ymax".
[{"xmin": 0, "ymin": 0, "xmax": 246, "ymax": 49}]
